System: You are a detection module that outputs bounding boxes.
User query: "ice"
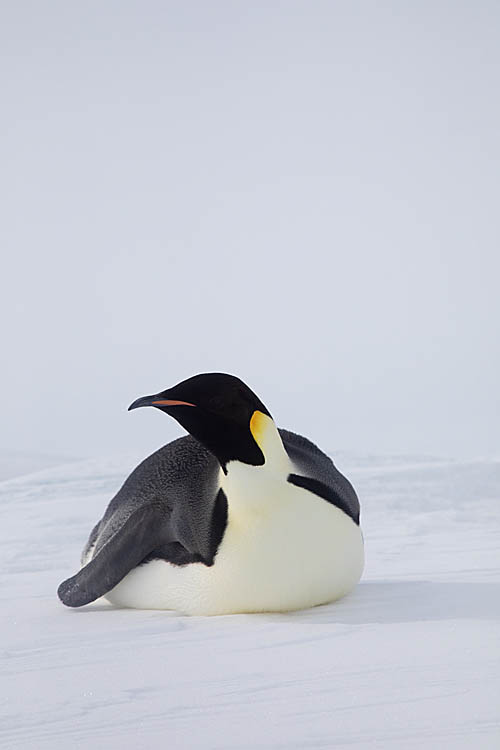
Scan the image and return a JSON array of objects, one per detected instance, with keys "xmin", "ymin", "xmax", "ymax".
[{"xmin": 1, "ymin": 452, "xmax": 499, "ymax": 749}]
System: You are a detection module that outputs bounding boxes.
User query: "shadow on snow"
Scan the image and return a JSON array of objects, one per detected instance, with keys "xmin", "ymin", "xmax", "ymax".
[{"xmin": 287, "ymin": 580, "xmax": 500, "ymax": 625}]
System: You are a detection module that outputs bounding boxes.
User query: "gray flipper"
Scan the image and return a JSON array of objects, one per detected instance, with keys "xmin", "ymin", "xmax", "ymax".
[
  {"xmin": 58, "ymin": 505, "xmax": 168, "ymax": 607},
  {"xmin": 279, "ymin": 429, "xmax": 360, "ymax": 524},
  {"xmin": 58, "ymin": 435, "xmax": 224, "ymax": 608}
]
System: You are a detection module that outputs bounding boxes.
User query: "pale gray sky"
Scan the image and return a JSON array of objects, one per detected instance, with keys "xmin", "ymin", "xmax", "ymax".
[{"xmin": 2, "ymin": 1, "xmax": 499, "ymax": 461}]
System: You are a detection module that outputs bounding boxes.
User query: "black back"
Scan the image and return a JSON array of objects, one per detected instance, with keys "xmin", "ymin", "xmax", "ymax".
[
  {"xmin": 58, "ymin": 436, "xmax": 225, "ymax": 607},
  {"xmin": 91, "ymin": 435, "xmax": 222, "ymax": 563}
]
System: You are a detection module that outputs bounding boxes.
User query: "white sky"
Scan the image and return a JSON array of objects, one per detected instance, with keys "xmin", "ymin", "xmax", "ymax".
[{"xmin": 1, "ymin": 1, "xmax": 499, "ymax": 461}]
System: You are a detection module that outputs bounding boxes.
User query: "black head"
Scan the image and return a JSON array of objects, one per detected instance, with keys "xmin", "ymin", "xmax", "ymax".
[{"xmin": 128, "ymin": 373, "xmax": 272, "ymax": 471}]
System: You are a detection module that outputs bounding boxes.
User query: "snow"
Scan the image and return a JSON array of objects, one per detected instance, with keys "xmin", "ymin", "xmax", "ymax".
[
  {"xmin": 0, "ymin": 451, "xmax": 77, "ymax": 482},
  {"xmin": 1, "ymin": 451, "xmax": 499, "ymax": 749}
]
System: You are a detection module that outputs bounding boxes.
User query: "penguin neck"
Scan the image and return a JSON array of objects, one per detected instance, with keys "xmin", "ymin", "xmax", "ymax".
[
  {"xmin": 220, "ymin": 413, "xmax": 292, "ymax": 508},
  {"xmin": 248, "ymin": 411, "xmax": 290, "ymax": 474}
]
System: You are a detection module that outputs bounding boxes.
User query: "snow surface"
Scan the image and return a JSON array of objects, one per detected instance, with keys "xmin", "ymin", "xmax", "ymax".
[
  {"xmin": 1, "ymin": 450, "xmax": 499, "ymax": 749},
  {"xmin": 0, "ymin": 451, "xmax": 77, "ymax": 482}
]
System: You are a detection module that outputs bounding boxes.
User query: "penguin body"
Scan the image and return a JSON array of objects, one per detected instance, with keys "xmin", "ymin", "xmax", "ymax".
[{"xmin": 59, "ymin": 374, "xmax": 363, "ymax": 615}]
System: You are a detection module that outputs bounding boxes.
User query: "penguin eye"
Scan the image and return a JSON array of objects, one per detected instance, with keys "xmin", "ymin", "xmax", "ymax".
[
  {"xmin": 206, "ymin": 390, "xmax": 250, "ymax": 422},
  {"xmin": 208, "ymin": 395, "xmax": 225, "ymax": 411}
]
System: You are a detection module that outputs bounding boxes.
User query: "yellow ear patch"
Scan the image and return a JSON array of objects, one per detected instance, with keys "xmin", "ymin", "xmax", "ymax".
[
  {"xmin": 249, "ymin": 410, "xmax": 269, "ymax": 451},
  {"xmin": 248, "ymin": 410, "xmax": 289, "ymax": 469}
]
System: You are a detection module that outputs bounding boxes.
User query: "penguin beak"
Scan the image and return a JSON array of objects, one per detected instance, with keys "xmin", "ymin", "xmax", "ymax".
[{"xmin": 128, "ymin": 394, "xmax": 196, "ymax": 411}]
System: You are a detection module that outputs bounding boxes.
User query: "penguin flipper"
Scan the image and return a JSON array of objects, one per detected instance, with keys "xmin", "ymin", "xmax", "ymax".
[
  {"xmin": 280, "ymin": 428, "xmax": 360, "ymax": 524},
  {"xmin": 57, "ymin": 504, "xmax": 168, "ymax": 607},
  {"xmin": 287, "ymin": 473, "xmax": 360, "ymax": 524}
]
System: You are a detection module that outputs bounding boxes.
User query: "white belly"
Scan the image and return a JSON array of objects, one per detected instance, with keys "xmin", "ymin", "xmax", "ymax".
[{"xmin": 104, "ymin": 466, "xmax": 364, "ymax": 615}]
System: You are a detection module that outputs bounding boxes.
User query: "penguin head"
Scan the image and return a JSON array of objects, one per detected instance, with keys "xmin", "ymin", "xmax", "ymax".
[{"xmin": 128, "ymin": 373, "xmax": 273, "ymax": 471}]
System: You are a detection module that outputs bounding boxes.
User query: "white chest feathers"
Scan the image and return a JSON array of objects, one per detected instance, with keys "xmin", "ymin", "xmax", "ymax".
[{"xmin": 105, "ymin": 419, "xmax": 364, "ymax": 615}]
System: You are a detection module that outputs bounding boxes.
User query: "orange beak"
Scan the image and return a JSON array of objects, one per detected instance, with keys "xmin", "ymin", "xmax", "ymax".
[{"xmin": 128, "ymin": 395, "xmax": 196, "ymax": 411}]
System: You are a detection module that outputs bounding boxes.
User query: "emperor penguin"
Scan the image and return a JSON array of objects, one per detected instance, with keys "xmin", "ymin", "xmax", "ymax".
[{"xmin": 58, "ymin": 373, "xmax": 363, "ymax": 615}]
